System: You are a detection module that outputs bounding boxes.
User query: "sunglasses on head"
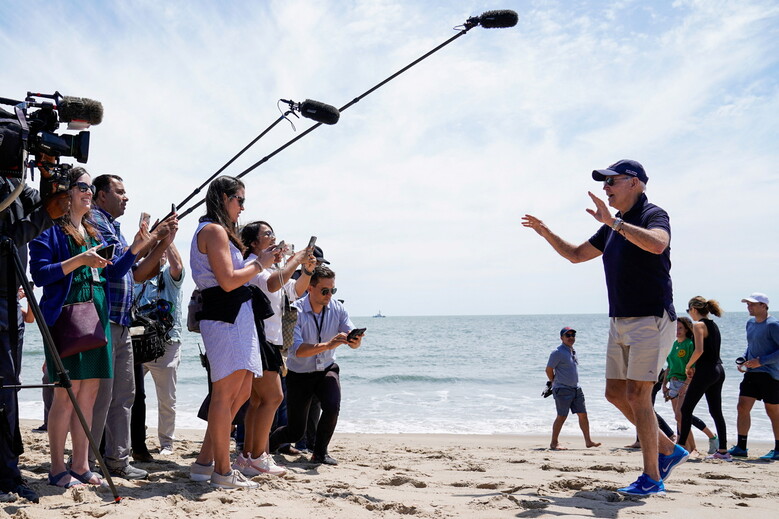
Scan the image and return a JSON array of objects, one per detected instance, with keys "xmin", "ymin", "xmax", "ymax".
[
  {"xmin": 603, "ymin": 176, "xmax": 632, "ymax": 187},
  {"xmin": 229, "ymin": 195, "xmax": 245, "ymax": 208},
  {"xmin": 320, "ymin": 287, "xmax": 337, "ymax": 296},
  {"xmin": 72, "ymin": 182, "xmax": 96, "ymax": 195}
]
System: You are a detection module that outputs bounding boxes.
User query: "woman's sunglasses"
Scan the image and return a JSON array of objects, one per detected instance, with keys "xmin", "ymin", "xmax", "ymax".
[{"xmin": 71, "ymin": 182, "xmax": 96, "ymax": 195}]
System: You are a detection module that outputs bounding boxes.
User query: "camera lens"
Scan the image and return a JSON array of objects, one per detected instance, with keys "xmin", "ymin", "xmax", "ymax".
[{"xmin": 735, "ymin": 357, "xmax": 746, "ymax": 365}]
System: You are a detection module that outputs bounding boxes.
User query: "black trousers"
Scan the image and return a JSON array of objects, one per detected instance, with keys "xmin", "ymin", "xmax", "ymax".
[
  {"xmin": 678, "ymin": 364, "xmax": 727, "ymax": 449},
  {"xmin": 269, "ymin": 363, "xmax": 340, "ymax": 457}
]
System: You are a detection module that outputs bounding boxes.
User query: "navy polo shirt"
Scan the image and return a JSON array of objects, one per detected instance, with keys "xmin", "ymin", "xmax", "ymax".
[{"xmin": 588, "ymin": 193, "xmax": 676, "ymax": 320}]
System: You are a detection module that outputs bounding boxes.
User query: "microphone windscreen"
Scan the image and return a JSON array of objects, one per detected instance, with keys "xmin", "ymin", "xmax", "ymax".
[
  {"xmin": 479, "ymin": 10, "xmax": 518, "ymax": 28},
  {"xmin": 300, "ymin": 99, "xmax": 340, "ymax": 125},
  {"xmin": 58, "ymin": 96, "xmax": 104, "ymax": 125}
]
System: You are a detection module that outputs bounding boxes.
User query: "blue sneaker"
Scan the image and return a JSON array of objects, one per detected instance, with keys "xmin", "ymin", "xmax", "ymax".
[
  {"xmin": 658, "ymin": 444, "xmax": 689, "ymax": 481},
  {"xmin": 758, "ymin": 450, "xmax": 779, "ymax": 461},
  {"xmin": 727, "ymin": 445, "xmax": 749, "ymax": 458},
  {"xmin": 617, "ymin": 473, "xmax": 665, "ymax": 496}
]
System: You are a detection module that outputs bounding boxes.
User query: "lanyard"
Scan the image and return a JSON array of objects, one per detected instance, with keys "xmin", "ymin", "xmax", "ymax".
[{"xmin": 313, "ymin": 305, "xmax": 326, "ymax": 343}]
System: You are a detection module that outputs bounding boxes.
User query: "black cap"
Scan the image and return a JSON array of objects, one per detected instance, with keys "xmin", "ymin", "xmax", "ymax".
[{"xmin": 313, "ymin": 245, "xmax": 329, "ymax": 264}]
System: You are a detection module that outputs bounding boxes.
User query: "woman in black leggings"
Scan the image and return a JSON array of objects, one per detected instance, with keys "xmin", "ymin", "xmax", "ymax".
[{"xmin": 678, "ymin": 296, "xmax": 730, "ymax": 459}]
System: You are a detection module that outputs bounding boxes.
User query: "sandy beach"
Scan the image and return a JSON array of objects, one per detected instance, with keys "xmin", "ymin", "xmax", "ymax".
[{"xmin": 2, "ymin": 420, "xmax": 777, "ymax": 518}]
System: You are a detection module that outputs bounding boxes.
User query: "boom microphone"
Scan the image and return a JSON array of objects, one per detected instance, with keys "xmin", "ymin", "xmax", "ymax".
[
  {"xmin": 281, "ymin": 99, "xmax": 340, "ymax": 125},
  {"xmin": 57, "ymin": 96, "xmax": 104, "ymax": 126},
  {"xmin": 466, "ymin": 9, "xmax": 519, "ymax": 29}
]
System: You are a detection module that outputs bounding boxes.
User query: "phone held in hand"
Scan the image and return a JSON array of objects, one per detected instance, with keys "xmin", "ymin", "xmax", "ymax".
[
  {"xmin": 139, "ymin": 212, "xmax": 151, "ymax": 228},
  {"xmin": 96, "ymin": 244, "xmax": 115, "ymax": 260},
  {"xmin": 347, "ymin": 328, "xmax": 366, "ymax": 341},
  {"xmin": 307, "ymin": 236, "xmax": 317, "ymax": 249}
]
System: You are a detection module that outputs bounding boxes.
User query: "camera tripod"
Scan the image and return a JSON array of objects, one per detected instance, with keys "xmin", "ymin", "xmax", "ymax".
[{"xmin": 0, "ymin": 236, "xmax": 121, "ymax": 502}]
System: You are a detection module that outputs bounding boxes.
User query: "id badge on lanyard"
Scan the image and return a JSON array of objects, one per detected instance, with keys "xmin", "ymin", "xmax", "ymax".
[{"xmin": 314, "ymin": 306, "xmax": 327, "ymax": 370}]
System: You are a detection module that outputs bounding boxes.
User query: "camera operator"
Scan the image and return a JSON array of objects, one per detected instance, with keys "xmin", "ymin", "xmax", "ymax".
[{"xmin": 0, "ymin": 155, "xmax": 68, "ymax": 503}]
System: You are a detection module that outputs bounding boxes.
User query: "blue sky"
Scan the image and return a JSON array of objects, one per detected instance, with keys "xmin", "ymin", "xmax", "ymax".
[{"xmin": 2, "ymin": 0, "xmax": 778, "ymax": 316}]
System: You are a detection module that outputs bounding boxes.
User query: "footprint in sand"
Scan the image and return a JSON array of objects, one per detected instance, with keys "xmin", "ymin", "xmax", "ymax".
[{"xmin": 377, "ymin": 475, "xmax": 427, "ymax": 488}]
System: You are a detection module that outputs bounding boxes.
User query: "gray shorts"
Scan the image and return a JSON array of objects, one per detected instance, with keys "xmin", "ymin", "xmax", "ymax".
[
  {"xmin": 553, "ymin": 386, "xmax": 586, "ymax": 416},
  {"xmin": 605, "ymin": 310, "xmax": 675, "ymax": 382}
]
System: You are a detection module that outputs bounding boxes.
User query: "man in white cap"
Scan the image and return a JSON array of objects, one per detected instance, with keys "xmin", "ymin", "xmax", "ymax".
[{"xmin": 729, "ymin": 293, "xmax": 779, "ymax": 460}]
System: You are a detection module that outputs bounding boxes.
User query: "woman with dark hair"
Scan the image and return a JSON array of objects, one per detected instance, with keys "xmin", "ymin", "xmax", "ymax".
[
  {"xmin": 678, "ymin": 296, "xmax": 730, "ymax": 460},
  {"xmin": 233, "ymin": 221, "xmax": 316, "ymax": 476},
  {"xmin": 188, "ymin": 176, "xmax": 265, "ymax": 489},
  {"xmin": 663, "ymin": 316, "xmax": 718, "ymax": 454},
  {"xmin": 30, "ymin": 167, "xmax": 149, "ymax": 488}
]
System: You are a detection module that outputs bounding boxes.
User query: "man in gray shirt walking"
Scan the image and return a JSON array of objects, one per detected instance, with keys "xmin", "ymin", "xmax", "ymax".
[{"xmin": 545, "ymin": 327, "xmax": 601, "ymax": 450}]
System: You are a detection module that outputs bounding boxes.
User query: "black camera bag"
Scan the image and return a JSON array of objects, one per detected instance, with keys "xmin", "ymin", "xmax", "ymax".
[{"xmin": 0, "ymin": 106, "xmax": 28, "ymax": 178}]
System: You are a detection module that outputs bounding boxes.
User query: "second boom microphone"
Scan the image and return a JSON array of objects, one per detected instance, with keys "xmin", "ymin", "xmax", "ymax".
[{"xmin": 281, "ymin": 99, "xmax": 341, "ymax": 125}]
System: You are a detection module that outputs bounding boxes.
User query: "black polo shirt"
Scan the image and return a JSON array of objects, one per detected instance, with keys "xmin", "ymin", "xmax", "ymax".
[{"xmin": 588, "ymin": 193, "xmax": 676, "ymax": 320}]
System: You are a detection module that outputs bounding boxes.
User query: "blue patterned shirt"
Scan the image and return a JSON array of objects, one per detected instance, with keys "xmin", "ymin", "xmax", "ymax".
[{"xmin": 91, "ymin": 207, "xmax": 137, "ymax": 326}]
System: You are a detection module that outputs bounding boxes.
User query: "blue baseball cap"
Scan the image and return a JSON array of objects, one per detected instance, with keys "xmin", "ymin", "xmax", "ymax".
[
  {"xmin": 560, "ymin": 327, "xmax": 576, "ymax": 336},
  {"xmin": 592, "ymin": 159, "xmax": 648, "ymax": 184}
]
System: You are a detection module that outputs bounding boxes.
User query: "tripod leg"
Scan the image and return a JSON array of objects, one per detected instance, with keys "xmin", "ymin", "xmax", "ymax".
[{"xmin": 4, "ymin": 239, "xmax": 122, "ymax": 502}]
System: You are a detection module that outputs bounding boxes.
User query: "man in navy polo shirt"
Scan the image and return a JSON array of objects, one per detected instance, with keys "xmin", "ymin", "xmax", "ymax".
[{"xmin": 522, "ymin": 159, "xmax": 686, "ymax": 496}]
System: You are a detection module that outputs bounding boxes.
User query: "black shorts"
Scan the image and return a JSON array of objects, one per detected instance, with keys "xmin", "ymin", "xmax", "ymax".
[
  {"xmin": 261, "ymin": 342, "xmax": 283, "ymax": 373},
  {"xmin": 739, "ymin": 372, "xmax": 779, "ymax": 404}
]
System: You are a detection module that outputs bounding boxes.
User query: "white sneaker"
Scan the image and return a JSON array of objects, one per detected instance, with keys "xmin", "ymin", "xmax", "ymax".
[
  {"xmin": 159, "ymin": 447, "xmax": 174, "ymax": 456},
  {"xmin": 233, "ymin": 453, "xmax": 261, "ymax": 477},
  {"xmin": 210, "ymin": 469, "xmax": 259, "ymax": 489},
  {"xmin": 249, "ymin": 452, "xmax": 287, "ymax": 476},
  {"xmin": 190, "ymin": 461, "xmax": 214, "ymax": 482}
]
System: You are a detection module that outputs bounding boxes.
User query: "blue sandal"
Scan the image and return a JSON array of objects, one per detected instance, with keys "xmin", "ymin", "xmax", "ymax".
[
  {"xmin": 69, "ymin": 470, "xmax": 107, "ymax": 487},
  {"xmin": 48, "ymin": 471, "xmax": 82, "ymax": 488}
]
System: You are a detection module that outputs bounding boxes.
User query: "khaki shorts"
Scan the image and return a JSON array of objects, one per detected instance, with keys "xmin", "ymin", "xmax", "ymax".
[{"xmin": 605, "ymin": 311, "xmax": 675, "ymax": 382}]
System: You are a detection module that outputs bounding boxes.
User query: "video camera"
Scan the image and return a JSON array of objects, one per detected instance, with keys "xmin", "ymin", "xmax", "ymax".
[{"xmin": 0, "ymin": 91, "xmax": 103, "ymax": 181}]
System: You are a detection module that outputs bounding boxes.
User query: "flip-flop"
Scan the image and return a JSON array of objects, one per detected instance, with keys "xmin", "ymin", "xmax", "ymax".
[
  {"xmin": 48, "ymin": 471, "xmax": 83, "ymax": 488},
  {"xmin": 69, "ymin": 470, "xmax": 108, "ymax": 487}
]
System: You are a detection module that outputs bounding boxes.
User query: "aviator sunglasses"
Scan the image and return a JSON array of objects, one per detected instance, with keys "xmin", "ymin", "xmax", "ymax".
[
  {"xmin": 320, "ymin": 287, "xmax": 338, "ymax": 296},
  {"xmin": 603, "ymin": 176, "xmax": 632, "ymax": 187}
]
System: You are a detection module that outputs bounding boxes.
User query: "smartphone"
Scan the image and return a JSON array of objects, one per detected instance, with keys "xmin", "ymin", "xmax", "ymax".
[
  {"xmin": 96, "ymin": 244, "xmax": 115, "ymax": 260},
  {"xmin": 171, "ymin": 203, "xmax": 176, "ymax": 214},
  {"xmin": 274, "ymin": 240, "xmax": 286, "ymax": 252},
  {"xmin": 139, "ymin": 212, "xmax": 151, "ymax": 228},
  {"xmin": 307, "ymin": 236, "xmax": 317, "ymax": 249},
  {"xmin": 347, "ymin": 328, "xmax": 366, "ymax": 341}
]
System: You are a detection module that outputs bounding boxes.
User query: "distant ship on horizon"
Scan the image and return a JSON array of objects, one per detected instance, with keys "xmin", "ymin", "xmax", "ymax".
[{"xmin": 372, "ymin": 310, "xmax": 386, "ymax": 318}]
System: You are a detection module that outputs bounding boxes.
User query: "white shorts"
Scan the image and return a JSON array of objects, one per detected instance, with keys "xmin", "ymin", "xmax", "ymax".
[{"xmin": 605, "ymin": 310, "xmax": 675, "ymax": 382}]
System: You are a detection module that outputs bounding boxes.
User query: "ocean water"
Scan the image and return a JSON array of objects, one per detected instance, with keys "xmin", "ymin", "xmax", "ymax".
[{"xmin": 15, "ymin": 313, "xmax": 775, "ymax": 440}]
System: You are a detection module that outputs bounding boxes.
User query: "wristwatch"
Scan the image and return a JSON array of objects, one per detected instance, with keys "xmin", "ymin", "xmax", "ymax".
[{"xmin": 611, "ymin": 217, "xmax": 624, "ymax": 232}]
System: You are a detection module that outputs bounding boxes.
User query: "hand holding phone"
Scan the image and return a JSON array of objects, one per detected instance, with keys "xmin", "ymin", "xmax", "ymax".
[
  {"xmin": 347, "ymin": 327, "xmax": 366, "ymax": 342},
  {"xmin": 96, "ymin": 244, "xmax": 115, "ymax": 260},
  {"xmin": 307, "ymin": 236, "xmax": 317, "ymax": 250}
]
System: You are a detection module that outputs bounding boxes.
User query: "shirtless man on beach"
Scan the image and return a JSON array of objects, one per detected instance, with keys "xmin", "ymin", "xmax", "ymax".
[
  {"xmin": 546, "ymin": 326, "xmax": 601, "ymax": 450},
  {"xmin": 522, "ymin": 159, "xmax": 687, "ymax": 496}
]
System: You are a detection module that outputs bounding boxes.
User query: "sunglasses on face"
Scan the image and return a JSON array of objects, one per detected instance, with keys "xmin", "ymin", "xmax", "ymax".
[
  {"xmin": 564, "ymin": 332, "xmax": 576, "ymax": 338},
  {"xmin": 320, "ymin": 287, "xmax": 338, "ymax": 296},
  {"xmin": 260, "ymin": 230, "xmax": 274, "ymax": 238},
  {"xmin": 603, "ymin": 176, "xmax": 632, "ymax": 187},
  {"xmin": 72, "ymin": 182, "xmax": 96, "ymax": 195},
  {"xmin": 229, "ymin": 195, "xmax": 245, "ymax": 208}
]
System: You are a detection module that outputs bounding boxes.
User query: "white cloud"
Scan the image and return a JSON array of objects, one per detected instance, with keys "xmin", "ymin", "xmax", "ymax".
[{"xmin": 1, "ymin": 0, "xmax": 777, "ymax": 315}]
